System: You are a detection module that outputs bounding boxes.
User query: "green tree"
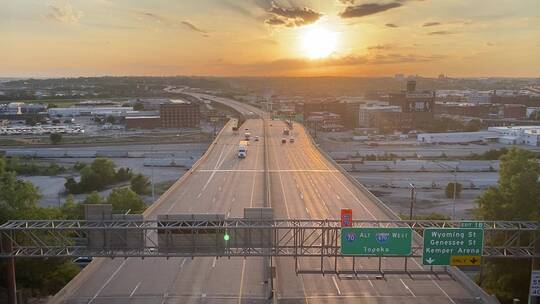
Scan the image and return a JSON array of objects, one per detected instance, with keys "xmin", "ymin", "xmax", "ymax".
[
  {"xmin": 0, "ymin": 158, "xmax": 5, "ymax": 175},
  {"xmin": 106, "ymin": 187, "xmax": 146, "ymax": 213},
  {"xmin": 59, "ymin": 195, "xmax": 83, "ymax": 220},
  {"xmin": 0, "ymin": 172, "xmax": 42, "ymax": 223},
  {"xmin": 130, "ymin": 174, "xmax": 150, "ymax": 195},
  {"xmin": 115, "ymin": 167, "xmax": 133, "ymax": 182},
  {"xmin": 91, "ymin": 158, "xmax": 116, "ymax": 184},
  {"xmin": 50, "ymin": 133, "xmax": 62, "ymax": 145},
  {"xmin": 445, "ymin": 182, "xmax": 462, "ymax": 198},
  {"xmin": 83, "ymin": 191, "xmax": 103, "ymax": 205},
  {"xmin": 133, "ymin": 102, "xmax": 145, "ymax": 111},
  {"xmin": 105, "ymin": 115, "xmax": 116, "ymax": 124},
  {"xmin": 475, "ymin": 148, "xmax": 540, "ymax": 302}
]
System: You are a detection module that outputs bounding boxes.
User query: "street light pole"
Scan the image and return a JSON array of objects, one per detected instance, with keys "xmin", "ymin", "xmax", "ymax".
[
  {"xmin": 409, "ymin": 183, "xmax": 416, "ymax": 220},
  {"xmin": 452, "ymin": 166, "xmax": 457, "ymax": 220},
  {"xmin": 151, "ymin": 146, "xmax": 155, "ymax": 202}
]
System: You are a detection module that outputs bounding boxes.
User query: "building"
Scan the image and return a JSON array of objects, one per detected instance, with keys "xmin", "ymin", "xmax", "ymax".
[
  {"xmin": 125, "ymin": 116, "xmax": 161, "ymax": 129},
  {"xmin": 160, "ymin": 100, "xmax": 200, "ymax": 128},
  {"xmin": 417, "ymin": 131, "xmax": 498, "ymax": 144},
  {"xmin": 358, "ymin": 105, "xmax": 400, "ymax": 127},
  {"xmin": 488, "ymin": 126, "xmax": 540, "ymax": 146},
  {"xmin": 503, "ymin": 104, "xmax": 527, "ymax": 120},
  {"xmin": 434, "ymin": 103, "xmax": 492, "ymax": 118},
  {"xmin": 388, "ymin": 80, "xmax": 435, "ymax": 130},
  {"xmin": 303, "ymin": 100, "xmax": 359, "ymax": 129},
  {"xmin": 48, "ymin": 107, "xmax": 133, "ymax": 117},
  {"xmin": 306, "ymin": 112, "xmax": 344, "ymax": 132}
]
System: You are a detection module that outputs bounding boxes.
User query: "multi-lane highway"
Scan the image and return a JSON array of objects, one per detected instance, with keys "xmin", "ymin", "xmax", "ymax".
[{"xmin": 51, "ymin": 94, "xmax": 484, "ymax": 304}]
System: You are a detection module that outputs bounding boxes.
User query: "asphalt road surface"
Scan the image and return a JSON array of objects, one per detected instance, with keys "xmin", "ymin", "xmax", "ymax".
[{"xmin": 51, "ymin": 95, "xmax": 481, "ymax": 304}]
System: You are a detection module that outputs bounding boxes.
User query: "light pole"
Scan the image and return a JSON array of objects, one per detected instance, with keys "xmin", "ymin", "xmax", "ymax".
[
  {"xmin": 151, "ymin": 146, "xmax": 155, "ymax": 202},
  {"xmin": 433, "ymin": 160, "xmax": 459, "ymax": 220},
  {"xmin": 408, "ymin": 183, "xmax": 416, "ymax": 220}
]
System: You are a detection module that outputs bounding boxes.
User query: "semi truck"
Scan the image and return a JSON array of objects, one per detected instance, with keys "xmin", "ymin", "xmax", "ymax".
[{"xmin": 238, "ymin": 140, "xmax": 249, "ymax": 158}]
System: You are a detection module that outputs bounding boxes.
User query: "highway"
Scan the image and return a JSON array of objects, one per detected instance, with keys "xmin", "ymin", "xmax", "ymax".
[{"xmin": 51, "ymin": 94, "xmax": 484, "ymax": 304}]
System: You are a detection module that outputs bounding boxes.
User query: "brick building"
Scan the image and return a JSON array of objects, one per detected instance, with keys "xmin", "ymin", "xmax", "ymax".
[{"xmin": 160, "ymin": 101, "xmax": 200, "ymax": 128}]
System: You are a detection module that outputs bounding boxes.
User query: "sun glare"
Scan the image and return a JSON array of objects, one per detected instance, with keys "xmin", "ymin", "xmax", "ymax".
[{"xmin": 301, "ymin": 26, "xmax": 338, "ymax": 59}]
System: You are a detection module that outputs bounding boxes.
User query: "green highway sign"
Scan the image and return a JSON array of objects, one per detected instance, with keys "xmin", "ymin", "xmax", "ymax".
[
  {"xmin": 460, "ymin": 221, "xmax": 487, "ymax": 229},
  {"xmin": 423, "ymin": 228, "xmax": 483, "ymax": 266},
  {"xmin": 341, "ymin": 227, "xmax": 412, "ymax": 256}
]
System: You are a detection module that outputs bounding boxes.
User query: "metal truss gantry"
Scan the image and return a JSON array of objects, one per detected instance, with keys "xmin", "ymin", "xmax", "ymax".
[{"xmin": 1, "ymin": 219, "xmax": 538, "ymax": 260}]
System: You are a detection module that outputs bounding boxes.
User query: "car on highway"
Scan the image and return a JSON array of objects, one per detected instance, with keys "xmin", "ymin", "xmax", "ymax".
[
  {"xmin": 281, "ymin": 138, "xmax": 286, "ymax": 144},
  {"xmin": 289, "ymin": 138, "xmax": 295, "ymax": 143},
  {"xmin": 254, "ymin": 136, "xmax": 259, "ymax": 141},
  {"xmin": 73, "ymin": 256, "xmax": 93, "ymax": 268}
]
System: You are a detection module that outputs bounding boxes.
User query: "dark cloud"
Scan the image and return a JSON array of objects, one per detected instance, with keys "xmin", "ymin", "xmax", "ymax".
[
  {"xmin": 428, "ymin": 31, "xmax": 454, "ymax": 35},
  {"xmin": 339, "ymin": 2, "xmax": 402, "ymax": 18},
  {"xmin": 486, "ymin": 42, "xmax": 495, "ymax": 46},
  {"xmin": 266, "ymin": 4, "xmax": 323, "ymax": 27},
  {"xmin": 385, "ymin": 23, "xmax": 398, "ymax": 28},
  {"xmin": 423, "ymin": 22, "xmax": 441, "ymax": 27},
  {"xmin": 338, "ymin": 0, "xmax": 355, "ymax": 4},
  {"xmin": 367, "ymin": 44, "xmax": 393, "ymax": 50},
  {"xmin": 181, "ymin": 21, "xmax": 207, "ymax": 34},
  {"xmin": 265, "ymin": 16, "xmax": 287, "ymax": 26}
]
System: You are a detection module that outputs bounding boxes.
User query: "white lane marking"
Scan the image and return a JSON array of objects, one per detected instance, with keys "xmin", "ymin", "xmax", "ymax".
[
  {"xmin": 88, "ymin": 259, "xmax": 128, "ymax": 304},
  {"xmin": 332, "ymin": 276, "xmax": 342, "ymax": 296},
  {"xmin": 249, "ymin": 137, "xmax": 261, "ymax": 207},
  {"xmin": 432, "ymin": 277, "xmax": 457, "ymax": 304},
  {"xmin": 160, "ymin": 292, "xmax": 168, "ymax": 304},
  {"xmin": 180, "ymin": 258, "xmax": 187, "ymax": 268},
  {"xmin": 212, "ymin": 257, "xmax": 217, "ymax": 268},
  {"xmin": 237, "ymin": 261, "xmax": 246, "ymax": 304},
  {"xmin": 305, "ymin": 207, "xmax": 310, "ymax": 215},
  {"xmin": 196, "ymin": 192, "xmax": 202, "ymax": 198},
  {"xmin": 129, "ymin": 282, "xmax": 141, "ymax": 298},
  {"xmin": 400, "ymin": 279, "xmax": 415, "ymax": 297}
]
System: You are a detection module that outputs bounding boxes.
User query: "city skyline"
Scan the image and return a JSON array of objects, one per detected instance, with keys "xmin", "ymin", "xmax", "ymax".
[{"xmin": 2, "ymin": 0, "xmax": 540, "ymax": 78}]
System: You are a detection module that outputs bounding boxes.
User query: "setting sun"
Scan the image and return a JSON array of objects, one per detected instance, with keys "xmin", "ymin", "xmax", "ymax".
[{"xmin": 301, "ymin": 26, "xmax": 338, "ymax": 59}]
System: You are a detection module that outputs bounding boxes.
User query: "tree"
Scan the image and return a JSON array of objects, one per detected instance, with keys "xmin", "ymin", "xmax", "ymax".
[
  {"xmin": 475, "ymin": 148, "xmax": 540, "ymax": 302},
  {"xmin": 133, "ymin": 102, "xmax": 145, "ymax": 111},
  {"xmin": 64, "ymin": 177, "xmax": 80, "ymax": 194},
  {"xmin": 445, "ymin": 182, "xmax": 462, "ymax": 198},
  {"xmin": 0, "ymin": 172, "xmax": 42, "ymax": 223},
  {"xmin": 0, "ymin": 158, "xmax": 5, "ymax": 175},
  {"xmin": 106, "ymin": 187, "xmax": 146, "ymax": 213},
  {"xmin": 105, "ymin": 115, "xmax": 116, "ymax": 124},
  {"xmin": 130, "ymin": 174, "xmax": 150, "ymax": 195},
  {"xmin": 90, "ymin": 158, "xmax": 116, "ymax": 185},
  {"xmin": 59, "ymin": 195, "xmax": 83, "ymax": 220},
  {"xmin": 115, "ymin": 167, "xmax": 133, "ymax": 182},
  {"xmin": 50, "ymin": 133, "xmax": 62, "ymax": 145},
  {"xmin": 83, "ymin": 191, "xmax": 103, "ymax": 205}
]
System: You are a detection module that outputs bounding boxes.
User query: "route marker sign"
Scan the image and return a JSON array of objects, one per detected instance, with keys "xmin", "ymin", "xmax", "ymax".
[
  {"xmin": 341, "ymin": 208, "xmax": 352, "ymax": 227},
  {"xmin": 341, "ymin": 227, "xmax": 412, "ymax": 256},
  {"xmin": 423, "ymin": 228, "xmax": 483, "ymax": 266}
]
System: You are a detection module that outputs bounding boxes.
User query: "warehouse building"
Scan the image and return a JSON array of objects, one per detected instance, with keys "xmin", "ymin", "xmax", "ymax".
[{"xmin": 159, "ymin": 100, "xmax": 200, "ymax": 128}]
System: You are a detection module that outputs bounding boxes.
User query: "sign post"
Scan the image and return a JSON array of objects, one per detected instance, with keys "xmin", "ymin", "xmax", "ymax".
[
  {"xmin": 341, "ymin": 227, "xmax": 412, "ymax": 256},
  {"xmin": 341, "ymin": 208, "xmax": 352, "ymax": 227},
  {"xmin": 423, "ymin": 228, "xmax": 483, "ymax": 266}
]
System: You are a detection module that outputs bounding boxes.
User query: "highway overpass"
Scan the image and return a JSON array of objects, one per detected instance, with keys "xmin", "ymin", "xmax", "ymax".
[{"xmin": 49, "ymin": 94, "xmax": 491, "ymax": 304}]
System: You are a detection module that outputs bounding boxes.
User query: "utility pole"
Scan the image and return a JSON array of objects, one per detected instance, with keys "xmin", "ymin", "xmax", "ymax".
[
  {"xmin": 151, "ymin": 146, "xmax": 155, "ymax": 202},
  {"xmin": 452, "ymin": 165, "xmax": 457, "ymax": 220},
  {"xmin": 2, "ymin": 233, "xmax": 17, "ymax": 304},
  {"xmin": 408, "ymin": 183, "xmax": 416, "ymax": 220}
]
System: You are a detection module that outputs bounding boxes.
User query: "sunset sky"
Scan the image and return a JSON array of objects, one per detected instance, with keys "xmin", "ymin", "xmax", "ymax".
[{"xmin": 2, "ymin": 0, "xmax": 539, "ymax": 77}]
